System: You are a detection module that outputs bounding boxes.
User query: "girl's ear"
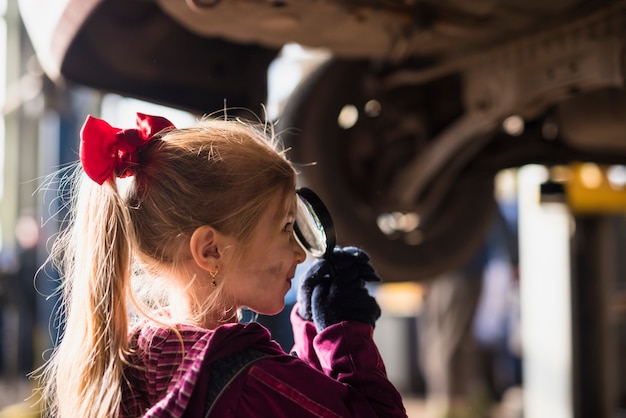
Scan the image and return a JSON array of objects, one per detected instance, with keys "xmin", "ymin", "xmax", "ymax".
[{"xmin": 189, "ymin": 225, "xmax": 220, "ymax": 271}]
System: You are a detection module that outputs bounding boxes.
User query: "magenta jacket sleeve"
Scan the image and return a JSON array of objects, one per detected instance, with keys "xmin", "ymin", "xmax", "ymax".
[
  {"xmin": 289, "ymin": 304, "xmax": 407, "ymax": 417},
  {"xmin": 290, "ymin": 304, "xmax": 323, "ymax": 370}
]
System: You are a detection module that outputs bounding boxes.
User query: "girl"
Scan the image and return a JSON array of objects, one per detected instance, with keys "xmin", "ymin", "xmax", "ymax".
[{"xmin": 36, "ymin": 112, "xmax": 407, "ymax": 417}]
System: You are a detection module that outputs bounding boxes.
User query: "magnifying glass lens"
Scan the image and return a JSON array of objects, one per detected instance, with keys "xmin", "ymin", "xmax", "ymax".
[{"xmin": 294, "ymin": 188, "xmax": 336, "ymax": 258}]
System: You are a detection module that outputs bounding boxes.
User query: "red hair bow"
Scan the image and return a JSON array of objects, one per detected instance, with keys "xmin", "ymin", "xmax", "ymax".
[{"xmin": 79, "ymin": 113, "xmax": 175, "ymax": 185}]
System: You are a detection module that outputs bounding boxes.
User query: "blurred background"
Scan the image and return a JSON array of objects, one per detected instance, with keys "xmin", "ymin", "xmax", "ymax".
[{"xmin": 0, "ymin": 1, "xmax": 626, "ymax": 417}]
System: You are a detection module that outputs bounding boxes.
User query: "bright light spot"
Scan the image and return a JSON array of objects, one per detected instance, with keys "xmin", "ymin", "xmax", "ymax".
[
  {"xmin": 101, "ymin": 94, "xmax": 196, "ymax": 128},
  {"xmin": 267, "ymin": 57, "xmax": 303, "ymax": 120},
  {"xmin": 578, "ymin": 163, "xmax": 603, "ymax": 189},
  {"xmin": 503, "ymin": 115, "xmax": 525, "ymax": 136},
  {"xmin": 395, "ymin": 211, "xmax": 420, "ymax": 231},
  {"xmin": 15, "ymin": 214, "xmax": 39, "ymax": 249},
  {"xmin": 376, "ymin": 211, "xmax": 420, "ymax": 236},
  {"xmin": 495, "ymin": 169, "xmax": 518, "ymax": 203},
  {"xmin": 377, "ymin": 213, "xmax": 396, "ymax": 235},
  {"xmin": 607, "ymin": 165, "xmax": 626, "ymax": 189},
  {"xmin": 266, "ymin": 44, "xmax": 331, "ymax": 119},
  {"xmin": 337, "ymin": 104, "xmax": 358, "ymax": 129}
]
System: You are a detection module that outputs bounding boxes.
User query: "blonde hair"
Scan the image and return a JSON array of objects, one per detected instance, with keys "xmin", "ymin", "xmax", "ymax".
[{"xmin": 36, "ymin": 117, "xmax": 296, "ymax": 418}]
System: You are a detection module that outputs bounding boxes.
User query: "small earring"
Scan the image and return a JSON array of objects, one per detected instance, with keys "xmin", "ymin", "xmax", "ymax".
[{"xmin": 209, "ymin": 270, "xmax": 218, "ymax": 287}]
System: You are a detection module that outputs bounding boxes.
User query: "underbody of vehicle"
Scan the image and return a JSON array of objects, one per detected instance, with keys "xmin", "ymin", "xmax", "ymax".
[{"xmin": 18, "ymin": 0, "xmax": 626, "ymax": 281}]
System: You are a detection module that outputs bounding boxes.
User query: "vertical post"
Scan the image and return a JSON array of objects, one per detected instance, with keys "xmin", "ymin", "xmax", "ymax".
[
  {"xmin": 518, "ymin": 165, "xmax": 574, "ymax": 418},
  {"xmin": 570, "ymin": 215, "xmax": 618, "ymax": 418},
  {"xmin": 1, "ymin": 0, "xmax": 19, "ymax": 251}
]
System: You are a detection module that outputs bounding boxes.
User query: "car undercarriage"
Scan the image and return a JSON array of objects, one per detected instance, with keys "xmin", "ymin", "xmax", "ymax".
[{"xmin": 18, "ymin": 0, "xmax": 626, "ymax": 281}]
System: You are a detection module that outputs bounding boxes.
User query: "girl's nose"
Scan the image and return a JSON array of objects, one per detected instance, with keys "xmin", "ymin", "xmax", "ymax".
[{"xmin": 291, "ymin": 234, "xmax": 306, "ymax": 264}]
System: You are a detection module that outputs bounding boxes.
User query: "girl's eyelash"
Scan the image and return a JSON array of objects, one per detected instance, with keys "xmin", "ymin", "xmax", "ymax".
[{"xmin": 284, "ymin": 222, "xmax": 294, "ymax": 232}]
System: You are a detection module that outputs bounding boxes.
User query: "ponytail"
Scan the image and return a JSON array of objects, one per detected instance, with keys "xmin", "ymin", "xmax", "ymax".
[{"xmin": 38, "ymin": 172, "xmax": 134, "ymax": 418}]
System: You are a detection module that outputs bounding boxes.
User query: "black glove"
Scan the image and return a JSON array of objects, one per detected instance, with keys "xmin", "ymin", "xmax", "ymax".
[{"xmin": 297, "ymin": 246, "xmax": 382, "ymax": 332}]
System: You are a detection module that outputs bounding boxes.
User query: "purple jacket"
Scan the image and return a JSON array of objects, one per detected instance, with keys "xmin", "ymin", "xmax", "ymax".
[{"xmin": 121, "ymin": 306, "xmax": 407, "ymax": 417}]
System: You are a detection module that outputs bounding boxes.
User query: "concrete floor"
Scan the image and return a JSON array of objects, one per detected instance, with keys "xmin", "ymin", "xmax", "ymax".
[
  {"xmin": 1, "ymin": 388, "xmax": 421, "ymax": 418},
  {"xmin": 1, "ymin": 380, "xmax": 424, "ymax": 417},
  {"xmin": 402, "ymin": 388, "xmax": 524, "ymax": 418},
  {"xmin": 0, "ymin": 378, "xmax": 37, "ymax": 418},
  {"xmin": 0, "ymin": 378, "xmax": 523, "ymax": 418},
  {"xmin": 404, "ymin": 396, "xmax": 427, "ymax": 417}
]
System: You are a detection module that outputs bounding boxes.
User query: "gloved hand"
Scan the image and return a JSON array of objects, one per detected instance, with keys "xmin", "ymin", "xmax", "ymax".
[{"xmin": 297, "ymin": 246, "xmax": 382, "ymax": 332}]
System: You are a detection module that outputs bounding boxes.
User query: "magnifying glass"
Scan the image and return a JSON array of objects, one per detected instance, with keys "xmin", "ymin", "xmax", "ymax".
[{"xmin": 294, "ymin": 187, "xmax": 336, "ymax": 259}]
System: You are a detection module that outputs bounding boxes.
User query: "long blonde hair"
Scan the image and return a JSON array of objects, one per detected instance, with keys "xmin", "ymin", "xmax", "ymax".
[{"xmin": 36, "ymin": 117, "xmax": 296, "ymax": 418}]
